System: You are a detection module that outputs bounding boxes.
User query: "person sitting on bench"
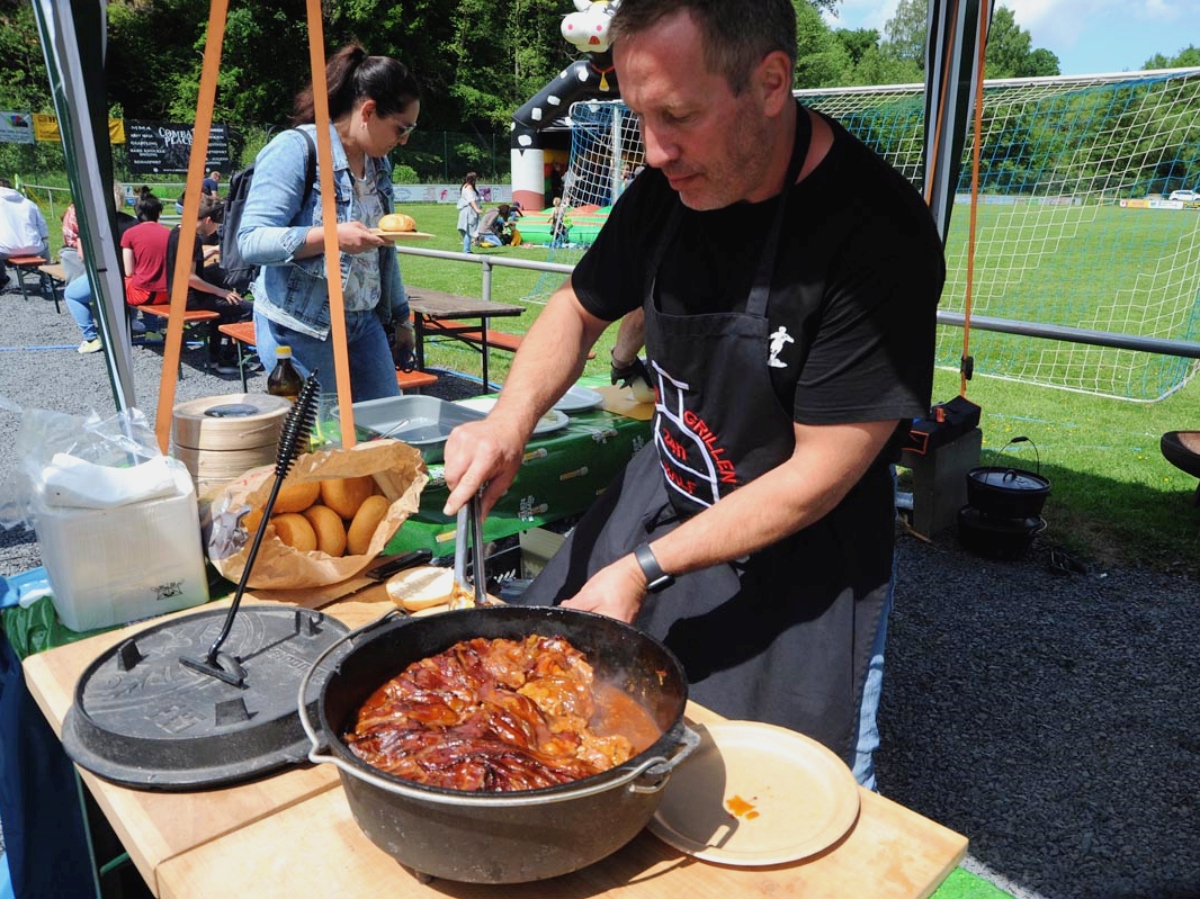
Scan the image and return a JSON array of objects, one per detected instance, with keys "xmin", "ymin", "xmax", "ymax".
[
  {"xmin": 64, "ymin": 181, "xmax": 138, "ymax": 355},
  {"xmin": 166, "ymin": 196, "xmax": 252, "ymax": 374},
  {"xmin": 0, "ymin": 178, "xmax": 49, "ymax": 290}
]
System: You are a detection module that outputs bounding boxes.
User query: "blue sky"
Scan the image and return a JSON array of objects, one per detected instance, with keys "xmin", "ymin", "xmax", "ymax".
[{"xmin": 822, "ymin": 0, "xmax": 1198, "ymax": 77}]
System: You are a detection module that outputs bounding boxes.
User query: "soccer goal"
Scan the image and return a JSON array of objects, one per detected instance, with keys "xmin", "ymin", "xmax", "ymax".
[{"xmin": 535, "ymin": 69, "xmax": 1200, "ymax": 402}]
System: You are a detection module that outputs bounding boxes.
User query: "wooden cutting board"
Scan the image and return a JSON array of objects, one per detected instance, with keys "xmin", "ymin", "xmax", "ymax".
[
  {"xmin": 156, "ymin": 701, "xmax": 967, "ymax": 899},
  {"xmin": 595, "ymin": 384, "xmax": 655, "ymax": 420}
]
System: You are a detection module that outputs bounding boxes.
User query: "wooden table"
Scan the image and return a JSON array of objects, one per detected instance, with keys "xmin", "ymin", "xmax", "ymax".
[
  {"xmin": 23, "ymin": 586, "xmax": 967, "ymax": 899},
  {"xmin": 406, "ymin": 287, "xmax": 525, "ymax": 388}
]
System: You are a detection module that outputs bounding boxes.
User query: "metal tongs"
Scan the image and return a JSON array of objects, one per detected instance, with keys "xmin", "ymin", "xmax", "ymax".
[{"xmin": 451, "ymin": 492, "xmax": 489, "ymax": 608}]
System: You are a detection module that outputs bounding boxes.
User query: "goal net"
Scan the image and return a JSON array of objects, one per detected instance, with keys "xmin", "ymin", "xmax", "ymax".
[{"xmin": 532, "ymin": 69, "xmax": 1200, "ymax": 402}]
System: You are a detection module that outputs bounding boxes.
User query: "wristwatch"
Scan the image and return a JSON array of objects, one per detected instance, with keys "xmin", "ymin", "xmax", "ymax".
[{"xmin": 633, "ymin": 543, "xmax": 673, "ymax": 593}]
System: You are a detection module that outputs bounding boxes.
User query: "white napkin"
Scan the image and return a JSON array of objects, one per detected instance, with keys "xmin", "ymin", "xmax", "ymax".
[{"xmin": 42, "ymin": 453, "xmax": 180, "ymax": 508}]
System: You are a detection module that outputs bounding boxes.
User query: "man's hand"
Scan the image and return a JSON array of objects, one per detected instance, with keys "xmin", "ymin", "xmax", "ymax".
[
  {"xmin": 559, "ymin": 553, "xmax": 648, "ymax": 624},
  {"xmin": 388, "ymin": 322, "xmax": 416, "ymax": 371},
  {"xmin": 441, "ymin": 417, "xmax": 529, "ymax": 517},
  {"xmin": 610, "ymin": 353, "xmax": 650, "ymax": 388}
]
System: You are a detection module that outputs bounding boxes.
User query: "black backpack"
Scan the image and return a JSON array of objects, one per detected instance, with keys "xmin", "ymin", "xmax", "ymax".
[{"xmin": 220, "ymin": 129, "xmax": 317, "ymax": 292}]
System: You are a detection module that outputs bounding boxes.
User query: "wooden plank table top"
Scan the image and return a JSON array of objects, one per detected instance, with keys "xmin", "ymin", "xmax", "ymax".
[
  {"xmin": 23, "ymin": 589, "xmax": 966, "ymax": 899},
  {"xmin": 406, "ymin": 287, "xmax": 525, "ymax": 321},
  {"xmin": 406, "ymin": 287, "xmax": 526, "ymax": 385}
]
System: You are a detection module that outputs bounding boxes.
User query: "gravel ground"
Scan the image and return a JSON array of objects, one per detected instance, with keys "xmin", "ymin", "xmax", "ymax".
[{"xmin": 1, "ymin": 281, "xmax": 1197, "ymax": 899}]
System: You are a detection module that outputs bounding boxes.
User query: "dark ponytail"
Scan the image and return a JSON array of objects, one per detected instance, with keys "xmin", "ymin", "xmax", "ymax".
[{"xmin": 292, "ymin": 43, "xmax": 420, "ymax": 124}]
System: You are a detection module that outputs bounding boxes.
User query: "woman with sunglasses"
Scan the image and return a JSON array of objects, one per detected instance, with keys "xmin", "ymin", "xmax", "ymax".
[{"xmin": 237, "ymin": 43, "xmax": 419, "ymax": 401}]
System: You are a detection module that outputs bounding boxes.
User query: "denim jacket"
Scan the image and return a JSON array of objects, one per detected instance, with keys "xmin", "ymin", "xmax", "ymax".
[{"xmin": 236, "ymin": 123, "xmax": 408, "ymax": 340}]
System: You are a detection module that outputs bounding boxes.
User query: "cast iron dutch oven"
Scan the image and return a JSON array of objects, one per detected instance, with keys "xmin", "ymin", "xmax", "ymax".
[
  {"xmin": 298, "ymin": 606, "xmax": 699, "ymax": 884},
  {"xmin": 957, "ymin": 505, "xmax": 1047, "ymax": 560},
  {"xmin": 966, "ymin": 436, "xmax": 1052, "ymax": 520}
]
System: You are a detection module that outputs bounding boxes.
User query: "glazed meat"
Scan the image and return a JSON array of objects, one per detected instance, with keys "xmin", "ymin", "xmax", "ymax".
[{"xmin": 345, "ymin": 635, "xmax": 639, "ymax": 791}]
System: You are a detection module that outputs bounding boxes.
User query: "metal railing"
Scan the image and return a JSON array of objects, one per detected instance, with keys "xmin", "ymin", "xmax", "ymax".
[{"xmin": 395, "ymin": 245, "xmax": 1200, "ymax": 366}]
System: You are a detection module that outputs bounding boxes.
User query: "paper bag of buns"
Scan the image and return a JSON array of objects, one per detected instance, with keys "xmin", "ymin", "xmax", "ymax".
[{"xmin": 206, "ymin": 439, "xmax": 428, "ymax": 589}]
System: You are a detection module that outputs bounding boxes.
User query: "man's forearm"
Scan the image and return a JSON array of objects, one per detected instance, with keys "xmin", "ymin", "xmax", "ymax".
[{"xmin": 648, "ymin": 419, "xmax": 898, "ymax": 577}]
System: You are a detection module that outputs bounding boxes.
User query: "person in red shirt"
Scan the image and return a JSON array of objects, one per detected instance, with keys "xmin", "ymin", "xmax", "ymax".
[{"xmin": 119, "ymin": 191, "xmax": 170, "ymax": 307}]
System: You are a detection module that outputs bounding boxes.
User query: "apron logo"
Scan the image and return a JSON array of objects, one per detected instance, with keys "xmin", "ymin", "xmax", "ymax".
[{"xmin": 768, "ymin": 326, "xmax": 794, "ymax": 369}]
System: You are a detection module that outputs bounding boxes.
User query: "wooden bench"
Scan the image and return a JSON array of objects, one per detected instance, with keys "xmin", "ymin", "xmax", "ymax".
[
  {"xmin": 36, "ymin": 262, "xmax": 66, "ymax": 314},
  {"xmin": 217, "ymin": 321, "xmax": 439, "ymax": 394},
  {"xmin": 6, "ymin": 255, "xmax": 62, "ymax": 312},
  {"xmin": 139, "ymin": 305, "xmax": 222, "ymax": 372},
  {"xmin": 425, "ymin": 319, "xmax": 594, "ymax": 359}
]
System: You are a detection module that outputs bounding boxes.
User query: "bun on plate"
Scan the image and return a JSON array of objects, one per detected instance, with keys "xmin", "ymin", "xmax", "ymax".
[
  {"xmin": 386, "ymin": 566, "xmax": 458, "ymax": 611},
  {"xmin": 379, "ymin": 212, "xmax": 417, "ymax": 232}
]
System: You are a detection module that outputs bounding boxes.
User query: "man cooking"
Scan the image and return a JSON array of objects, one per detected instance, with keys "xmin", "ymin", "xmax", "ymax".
[{"xmin": 441, "ymin": 0, "xmax": 944, "ymax": 787}]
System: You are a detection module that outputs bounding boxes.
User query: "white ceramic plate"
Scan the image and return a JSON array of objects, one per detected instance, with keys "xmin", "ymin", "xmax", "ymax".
[
  {"xmin": 648, "ymin": 721, "xmax": 860, "ymax": 866},
  {"xmin": 552, "ymin": 385, "xmax": 605, "ymax": 413},
  {"xmin": 453, "ymin": 398, "xmax": 571, "ymax": 436}
]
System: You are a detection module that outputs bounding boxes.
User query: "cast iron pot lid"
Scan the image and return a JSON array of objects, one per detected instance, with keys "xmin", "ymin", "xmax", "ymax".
[
  {"xmin": 62, "ymin": 605, "xmax": 350, "ymax": 791},
  {"xmin": 968, "ymin": 467, "xmax": 1050, "ymax": 492}
]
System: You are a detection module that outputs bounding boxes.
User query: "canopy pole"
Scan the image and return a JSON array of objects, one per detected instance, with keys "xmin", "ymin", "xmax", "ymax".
[{"xmin": 153, "ymin": 0, "xmax": 229, "ymax": 453}]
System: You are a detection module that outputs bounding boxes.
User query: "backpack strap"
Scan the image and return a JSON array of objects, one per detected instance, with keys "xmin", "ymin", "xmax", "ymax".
[{"xmin": 297, "ymin": 129, "xmax": 317, "ymax": 211}]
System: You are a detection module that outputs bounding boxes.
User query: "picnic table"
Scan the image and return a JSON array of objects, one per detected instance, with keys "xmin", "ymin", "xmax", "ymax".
[{"xmin": 406, "ymin": 287, "xmax": 525, "ymax": 389}]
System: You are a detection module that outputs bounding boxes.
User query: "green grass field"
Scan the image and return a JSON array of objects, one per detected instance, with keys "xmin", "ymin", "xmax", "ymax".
[
  {"xmin": 939, "ymin": 202, "xmax": 1200, "ymax": 400},
  {"xmin": 398, "ymin": 202, "xmax": 1200, "ymax": 576}
]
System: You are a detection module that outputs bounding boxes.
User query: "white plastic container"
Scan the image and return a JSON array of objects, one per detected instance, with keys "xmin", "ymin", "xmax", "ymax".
[{"xmin": 34, "ymin": 463, "xmax": 210, "ymax": 632}]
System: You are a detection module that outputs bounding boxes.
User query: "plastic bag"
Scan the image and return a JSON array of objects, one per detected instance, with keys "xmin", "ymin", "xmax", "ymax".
[{"xmin": 0, "ymin": 398, "xmax": 186, "ymax": 531}]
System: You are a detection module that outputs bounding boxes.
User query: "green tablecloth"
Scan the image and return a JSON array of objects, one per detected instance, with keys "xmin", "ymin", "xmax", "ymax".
[{"xmin": 385, "ymin": 401, "xmax": 652, "ymax": 559}]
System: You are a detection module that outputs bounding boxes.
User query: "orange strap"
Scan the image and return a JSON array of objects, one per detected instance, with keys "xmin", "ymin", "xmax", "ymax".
[
  {"xmin": 305, "ymin": 0, "xmax": 357, "ymax": 447},
  {"xmin": 154, "ymin": 0, "xmax": 229, "ymax": 453},
  {"xmin": 960, "ymin": 3, "xmax": 991, "ymax": 398}
]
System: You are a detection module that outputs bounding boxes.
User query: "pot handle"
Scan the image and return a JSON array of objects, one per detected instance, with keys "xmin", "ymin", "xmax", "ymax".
[
  {"xmin": 298, "ymin": 607, "xmax": 411, "ymax": 761},
  {"xmin": 627, "ymin": 722, "xmax": 702, "ymax": 794},
  {"xmin": 998, "ymin": 435, "xmax": 1041, "ymax": 475}
]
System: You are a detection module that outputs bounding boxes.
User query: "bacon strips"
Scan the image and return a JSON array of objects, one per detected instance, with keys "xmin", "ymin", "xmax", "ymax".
[{"xmin": 344, "ymin": 635, "xmax": 637, "ymax": 792}]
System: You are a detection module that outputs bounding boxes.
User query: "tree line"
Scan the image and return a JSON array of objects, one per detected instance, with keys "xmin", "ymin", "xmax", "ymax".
[{"xmin": 0, "ymin": 0, "xmax": 1195, "ymax": 185}]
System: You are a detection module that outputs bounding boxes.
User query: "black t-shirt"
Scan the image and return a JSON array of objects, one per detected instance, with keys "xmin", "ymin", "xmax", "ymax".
[
  {"xmin": 573, "ymin": 111, "xmax": 945, "ymax": 430},
  {"xmin": 166, "ymin": 226, "xmax": 223, "ymax": 305}
]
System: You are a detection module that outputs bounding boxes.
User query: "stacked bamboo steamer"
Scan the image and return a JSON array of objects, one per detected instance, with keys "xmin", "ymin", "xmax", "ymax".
[{"xmin": 171, "ymin": 394, "xmax": 293, "ymax": 496}]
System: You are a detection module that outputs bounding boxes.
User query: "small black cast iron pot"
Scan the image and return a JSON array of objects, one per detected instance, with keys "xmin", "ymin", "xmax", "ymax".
[
  {"xmin": 299, "ymin": 606, "xmax": 698, "ymax": 884},
  {"xmin": 966, "ymin": 436, "xmax": 1051, "ymax": 520},
  {"xmin": 957, "ymin": 505, "xmax": 1047, "ymax": 560}
]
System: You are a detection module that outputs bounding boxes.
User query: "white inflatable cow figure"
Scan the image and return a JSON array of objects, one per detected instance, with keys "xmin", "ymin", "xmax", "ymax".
[{"xmin": 559, "ymin": 0, "xmax": 619, "ymax": 89}]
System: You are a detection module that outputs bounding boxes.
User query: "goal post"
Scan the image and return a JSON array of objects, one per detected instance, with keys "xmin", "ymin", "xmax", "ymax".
[{"xmin": 534, "ymin": 69, "xmax": 1200, "ymax": 402}]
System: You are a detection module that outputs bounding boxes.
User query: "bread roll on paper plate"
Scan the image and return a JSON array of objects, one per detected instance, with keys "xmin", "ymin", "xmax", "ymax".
[
  {"xmin": 386, "ymin": 566, "xmax": 458, "ymax": 611},
  {"xmin": 379, "ymin": 212, "xmax": 417, "ymax": 232}
]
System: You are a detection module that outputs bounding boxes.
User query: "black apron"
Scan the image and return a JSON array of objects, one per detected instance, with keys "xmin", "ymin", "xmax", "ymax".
[{"xmin": 521, "ymin": 107, "xmax": 891, "ymax": 766}]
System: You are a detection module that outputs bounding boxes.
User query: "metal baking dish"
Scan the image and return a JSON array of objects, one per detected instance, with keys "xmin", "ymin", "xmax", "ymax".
[{"xmin": 348, "ymin": 396, "xmax": 486, "ymax": 462}]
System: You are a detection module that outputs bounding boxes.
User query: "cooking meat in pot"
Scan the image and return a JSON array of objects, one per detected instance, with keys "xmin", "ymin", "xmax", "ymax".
[{"xmin": 344, "ymin": 635, "xmax": 661, "ymax": 791}]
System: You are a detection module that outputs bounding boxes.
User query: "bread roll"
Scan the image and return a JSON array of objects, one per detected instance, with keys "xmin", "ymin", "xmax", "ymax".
[
  {"xmin": 629, "ymin": 375, "xmax": 655, "ymax": 404},
  {"xmin": 320, "ymin": 475, "xmax": 375, "ymax": 519},
  {"xmin": 273, "ymin": 513, "xmax": 318, "ymax": 552},
  {"xmin": 274, "ymin": 480, "xmax": 321, "ymax": 513},
  {"xmin": 241, "ymin": 507, "xmax": 266, "ymax": 535},
  {"xmin": 379, "ymin": 212, "xmax": 417, "ymax": 232},
  {"xmin": 346, "ymin": 494, "xmax": 390, "ymax": 556},
  {"xmin": 385, "ymin": 566, "xmax": 458, "ymax": 611},
  {"xmin": 303, "ymin": 504, "xmax": 348, "ymax": 557}
]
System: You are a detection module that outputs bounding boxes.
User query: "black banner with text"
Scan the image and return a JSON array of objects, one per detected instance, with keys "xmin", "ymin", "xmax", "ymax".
[{"xmin": 126, "ymin": 120, "xmax": 231, "ymax": 174}]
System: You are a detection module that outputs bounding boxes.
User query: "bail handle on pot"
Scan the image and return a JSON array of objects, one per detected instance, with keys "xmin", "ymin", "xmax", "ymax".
[{"xmin": 996, "ymin": 435, "xmax": 1041, "ymax": 475}]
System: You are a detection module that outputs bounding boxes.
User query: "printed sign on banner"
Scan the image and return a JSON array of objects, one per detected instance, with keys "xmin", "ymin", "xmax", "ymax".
[
  {"xmin": 126, "ymin": 120, "xmax": 232, "ymax": 174},
  {"xmin": 32, "ymin": 114, "xmax": 125, "ymax": 145},
  {"xmin": 0, "ymin": 112, "xmax": 35, "ymax": 145}
]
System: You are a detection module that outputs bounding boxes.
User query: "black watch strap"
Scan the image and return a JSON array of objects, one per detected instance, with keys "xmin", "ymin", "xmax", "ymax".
[{"xmin": 634, "ymin": 543, "xmax": 673, "ymax": 593}]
